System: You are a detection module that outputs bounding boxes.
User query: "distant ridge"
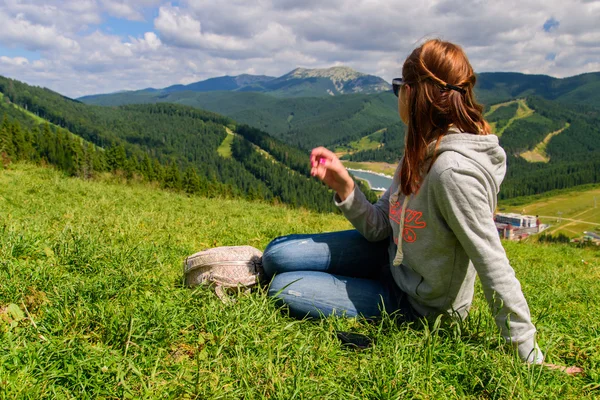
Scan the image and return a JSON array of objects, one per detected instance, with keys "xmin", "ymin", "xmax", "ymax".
[
  {"xmin": 476, "ymin": 71, "xmax": 600, "ymax": 106},
  {"xmin": 162, "ymin": 74, "xmax": 275, "ymax": 94},
  {"xmin": 78, "ymin": 66, "xmax": 392, "ymax": 101}
]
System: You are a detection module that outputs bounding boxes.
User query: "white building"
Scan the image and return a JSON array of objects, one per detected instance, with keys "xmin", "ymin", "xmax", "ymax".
[{"xmin": 495, "ymin": 213, "xmax": 538, "ymax": 228}]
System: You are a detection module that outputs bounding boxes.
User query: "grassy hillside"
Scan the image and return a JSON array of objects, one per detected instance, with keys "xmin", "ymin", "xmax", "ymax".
[
  {"xmin": 501, "ymin": 185, "xmax": 600, "ymax": 237},
  {"xmin": 520, "ymin": 123, "xmax": 570, "ymax": 163},
  {"xmin": 1, "ymin": 75, "xmax": 368, "ymax": 213},
  {"xmin": 485, "ymin": 99, "xmax": 533, "ymax": 137},
  {"xmin": 1, "ymin": 163, "xmax": 598, "ymax": 398}
]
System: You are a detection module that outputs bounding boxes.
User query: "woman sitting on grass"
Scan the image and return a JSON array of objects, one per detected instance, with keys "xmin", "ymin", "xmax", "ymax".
[{"xmin": 262, "ymin": 39, "xmax": 578, "ymax": 372}]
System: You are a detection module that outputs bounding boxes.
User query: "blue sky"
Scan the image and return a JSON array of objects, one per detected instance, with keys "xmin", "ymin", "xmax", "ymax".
[
  {"xmin": 1, "ymin": 0, "xmax": 599, "ymax": 97},
  {"xmin": 101, "ymin": 16, "xmax": 154, "ymax": 37}
]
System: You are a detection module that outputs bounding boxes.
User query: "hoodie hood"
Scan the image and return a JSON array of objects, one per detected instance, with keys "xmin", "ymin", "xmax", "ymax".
[
  {"xmin": 391, "ymin": 132, "xmax": 506, "ymax": 267},
  {"xmin": 429, "ymin": 133, "xmax": 506, "ymax": 195}
]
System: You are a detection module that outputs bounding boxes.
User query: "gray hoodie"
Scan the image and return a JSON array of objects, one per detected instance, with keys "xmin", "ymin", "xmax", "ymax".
[{"xmin": 335, "ymin": 132, "xmax": 543, "ymax": 363}]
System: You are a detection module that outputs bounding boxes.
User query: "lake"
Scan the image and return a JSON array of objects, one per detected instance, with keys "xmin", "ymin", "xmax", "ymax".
[{"xmin": 347, "ymin": 169, "xmax": 394, "ymax": 191}]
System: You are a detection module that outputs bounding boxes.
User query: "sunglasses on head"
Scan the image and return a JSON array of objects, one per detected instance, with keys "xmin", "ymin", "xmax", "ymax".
[
  {"xmin": 392, "ymin": 78, "xmax": 404, "ymax": 97},
  {"xmin": 393, "ymin": 77, "xmax": 467, "ymax": 96}
]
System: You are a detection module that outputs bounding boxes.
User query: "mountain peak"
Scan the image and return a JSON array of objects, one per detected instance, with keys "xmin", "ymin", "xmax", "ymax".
[
  {"xmin": 286, "ymin": 66, "xmax": 366, "ymax": 81},
  {"xmin": 280, "ymin": 66, "xmax": 390, "ymax": 95}
]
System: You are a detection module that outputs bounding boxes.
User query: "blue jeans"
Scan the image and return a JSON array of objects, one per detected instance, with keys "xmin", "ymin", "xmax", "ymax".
[{"xmin": 263, "ymin": 230, "xmax": 417, "ymax": 320}]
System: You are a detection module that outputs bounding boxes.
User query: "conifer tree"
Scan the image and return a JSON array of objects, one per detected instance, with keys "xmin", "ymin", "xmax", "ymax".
[
  {"xmin": 22, "ymin": 127, "xmax": 34, "ymax": 161},
  {"xmin": 183, "ymin": 166, "xmax": 201, "ymax": 194},
  {"xmin": 125, "ymin": 155, "xmax": 140, "ymax": 180},
  {"xmin": 10, "ymin": 121, "xmax": 26, "ymax": 160},
  {"xmin": 141, "ymin": 153, "xmax": 154, "ymax": 181},
  {"xmin": 162, "ymin": 162, "xmax": 182, "ymax": 190},
  {"xmin": 152, "ymin": 158, "xmax": 164, "ymax": 183},
  {"xmin": 106, "ymin": 143, "xmax": 127, "ymax": 171},
  {"xmin": 39, "ymin": 123, "xmax": 55, "ymax": 162},
  {"xmin": 0, "ymin": 115, "xmax": 14, "ymax": 159}
]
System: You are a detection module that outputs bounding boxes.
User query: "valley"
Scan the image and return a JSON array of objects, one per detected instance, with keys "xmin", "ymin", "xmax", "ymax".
[
  {"xmin": 3, "ymin": 69, "xmax": 600, "ymax": 209},
  {"xmin": 75, "ymin": 70, "xmax": 600, "ymax": 203}
]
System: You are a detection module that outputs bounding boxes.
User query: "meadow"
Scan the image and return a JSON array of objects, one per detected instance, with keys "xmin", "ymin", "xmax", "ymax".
[
  {"xmin": 335, "ymin": 129, "xmax": 386, "ymax": 154},
  {"xmin": 501, "ymin": 185, "xmax": 600, "ymax": 237},
  {"xmin": 1, "ymin": 164, "xmax": 599, "ymax": 399},
  {"xmin": 485, "ymin": 99, "xmax": 533, "ymax": 137}
]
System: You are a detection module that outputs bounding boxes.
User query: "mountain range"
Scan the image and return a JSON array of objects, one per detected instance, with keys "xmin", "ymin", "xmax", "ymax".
[
  {"xmin": 80, "ymin": 67, "xmax": 600, "ymax": 108},
  {"xmin": 80, "ymin": 66, "xmax": 391, "ymax": 101},
  {"xmin": 75, "ymin": 66, "xmax": 600, "ymax": 202},
  {"xmin": 78, "ymin": 68, "xmax": 600, "ymax": 153}
]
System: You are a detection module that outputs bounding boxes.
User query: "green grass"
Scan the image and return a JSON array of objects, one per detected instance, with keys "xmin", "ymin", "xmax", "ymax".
[
  {"xmin": 217, "ymin": 129, "xmax": 234, "ymax": 158},
  {"xmin": 346, "ymin": 129, "xmax": 385, "ymax": 152},
  {"xmin": 0, "ymin": 91, "xmax": 49, "ymax": 125},
  {"xmin": 502, "ymin": 185, "xmax": 600, "ymax": 237},
  {"xmin": 1, "ymin": 163, "xmax": 599, "ymax": 398},
  {"xmin": 520, "ymin": 123, "xmax": 570, "ymax": 163},
  {"xmin": 486, "ymin": 99, "xmax": 534, "ymax": 137},
  {"xmin": 335, "ymin": 132, "xmax": 384, "ymax": 154}
]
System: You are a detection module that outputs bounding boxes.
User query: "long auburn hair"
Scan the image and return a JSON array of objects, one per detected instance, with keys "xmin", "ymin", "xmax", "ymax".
[{"xmin": 399, "ymin": 39, "xmax": 490, "ymax": 195}]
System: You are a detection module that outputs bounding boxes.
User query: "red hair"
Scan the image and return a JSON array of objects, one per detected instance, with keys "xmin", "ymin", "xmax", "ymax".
[{"xmin": 400, "ymin": 39, "xmax": 490, "ymax": 195}]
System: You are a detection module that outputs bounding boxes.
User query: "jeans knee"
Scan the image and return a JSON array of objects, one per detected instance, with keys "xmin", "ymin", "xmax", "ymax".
[
  {"xmin": 267, "ymin": 273, "xmax": 289, "ymax": 297},
  {"xmin": 267, "ymin": 272, "xmax": 308, "ymax": 300},
  {"xmin": 262, "ymin": 235, "xmax": 297, "ymax": 277}
]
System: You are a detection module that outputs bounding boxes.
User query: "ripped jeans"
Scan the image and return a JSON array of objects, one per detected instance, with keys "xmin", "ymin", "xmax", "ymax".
[{"xmin": 263, "ymin": 230, "xmax": 418, "ymax": 320}]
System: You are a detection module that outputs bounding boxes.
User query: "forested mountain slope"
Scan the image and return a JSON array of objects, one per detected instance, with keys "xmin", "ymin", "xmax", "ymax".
[
  {"xmin": 1, "ymin": 75, "xmax": 379, "ymax": 212},
  {"xmin": 79, "ymin": 71, "xmax": 600, "ymax": 153},
  {"xmin": 476, "ymin": 71, "xmax": 600, "ymax": 107},
  {"xmin": 80, "ymin": 90, "xmax": 401, "ymax": 150},
  {"xmin": 4, "ymin": 72, "xmax": 600, "ymax": 204},
  {"xmin": 345, "ymin": 96, "xmax": 600, "ymax": 199}
]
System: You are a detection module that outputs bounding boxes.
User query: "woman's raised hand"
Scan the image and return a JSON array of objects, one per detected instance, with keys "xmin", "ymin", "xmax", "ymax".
[{"xmin": 310, "ymin": 147, "xmax": 355, "ymax": 201}]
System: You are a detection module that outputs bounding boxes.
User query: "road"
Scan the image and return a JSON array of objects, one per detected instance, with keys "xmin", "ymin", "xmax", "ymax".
[{"xmin": 537, "ymin": 216, "xmax": 600, "ymax": 226}]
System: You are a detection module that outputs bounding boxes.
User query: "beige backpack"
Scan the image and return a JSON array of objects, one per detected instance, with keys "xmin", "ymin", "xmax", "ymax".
[{"xmin": 183, "ymin": 245, "xmax": 265, "ymax": 302}]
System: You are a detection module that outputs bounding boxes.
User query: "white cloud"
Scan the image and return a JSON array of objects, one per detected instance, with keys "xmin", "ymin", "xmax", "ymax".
[
  {"xmin": 154, "ymin": 6, "xmax": 204, "ymax": 48},
  {"xmin": 1, "ymin": 0, "xmax": 102, "ymax": 32},
  {"xmin": 0, "ymin": 10, "xmax": 80, "ymax": 52},
  {"xmin": 0, "ymin": 0, "xmax": 599, "ymax": 97},
  {"xmin": 154, "ymin": 5, "xmax": 249, "ymax": 53},
  {"xmin": 129, "ymin": 32, "xmax": 162, "ymax": 51},
  {"xmin": 101, "ymin": 0, "xmax": 145, "ymax": 21},
  {"xmin": 0, "ymin": 56, "xmax": 29, "ymax": 66}
]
